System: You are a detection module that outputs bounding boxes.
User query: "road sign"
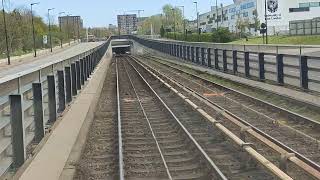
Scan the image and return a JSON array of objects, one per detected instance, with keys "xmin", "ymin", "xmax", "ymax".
[{"xmin": 43, "ymin": 35, "xmax": 48, "ymax": 45}]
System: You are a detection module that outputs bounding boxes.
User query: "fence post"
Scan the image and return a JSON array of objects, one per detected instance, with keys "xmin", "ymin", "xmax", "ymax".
[
  {"xmin": 57, "ymin": 70, "xmax": 65, "ymax": 113},
  {"xmin": 201, "ymin": 48, "xmax": 205, "ymax": 65},
  {"xmin": 80, "ymin": 59, "xmax": 85, "ymax": 85},
  {"xmin": 32, "ymin": 83, "xmax": 45, "ymax": 143},
  {"xmin": 223, "ymin": 50, "xmax": 227, "ymax": 72},
  {"xmin": 10, "ymin": 94, "xmax": 25, "ymax": 168},
  {"xmin": 71, "ymin": 63, "xmax": 77, "ymax": 96},
  {"xmin": 47, "ymin": 75, "xmax": 57, "ymax": 123},
  {"xmin": 232, "ymin": 50, "xmax": 238, "ymax": 74},
  {"xmin": 244, "ymin": 52, "xmax": 250, "ymax": 77},
  {"xmin": 75, "ymin": 61, "xmax": 81, "ymax": 90},
  {"xmin": 214, "ymin": 48, "xmax": 219, "ymax": 70},
  {"xmin": 65, "ymin": 67, "xmax": 72, "ymax": 103},
  {"xmin": 258, "ymin": 53, "xmax": 265, "ymax": 81},
  {"xmin": 207, "ymin": 48, "xmax": 212, "ymax": 68},
  {"xmin": 191, "ymin": 47, "xmax": 195, "ymax": 62},
  {"xmin": 276, "ymin": 54, "xmax": 284, "ymax": 85},
  {"xmin": 187, "ymin": 46, "xmax": 191, "ymax": 61},
  {"xmin": 196, "ymin": 47, "xmax": 200, "ymax": 64},
  {"xmin": 300, "ymin": 56, "xmax": 309, "ymax": 89}
]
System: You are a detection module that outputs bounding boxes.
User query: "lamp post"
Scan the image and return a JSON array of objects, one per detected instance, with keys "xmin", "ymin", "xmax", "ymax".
[
  {"xmin": 178, "ymin": 6, "xmax": 185, "ymax": 40},
  {"xmin": 193, "ymin": 1, "xmax": 199, "ymax": 41},
  {"xmin": 31, "ymin": 2, "xmax": 39, "ymax": 57},
  {"xmin": 48, "ymin": 8, "xmax": 55, "ymax": 52},
  {"xmin": 171, "ymin": 8, "xmax": 176, "ymax": 40},
  {"xmin": 58, "ymin": 12, "xmax": 65, "ymax": 48},
  {"xmin": 264, "ymin": 0, "xmax": 268, "ymax": 44},
  {"xmin": 2, "ymin": 0, "xmax": 10, "ymax": 64},
  {"xmin": 66, "ymin": 14, "xmax": 72, "ymax": 45}
]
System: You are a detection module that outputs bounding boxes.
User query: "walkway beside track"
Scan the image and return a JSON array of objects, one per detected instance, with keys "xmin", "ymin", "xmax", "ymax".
[{"xmin": 16, "ymin": 47, "xmax": 112, "ymax": 180}]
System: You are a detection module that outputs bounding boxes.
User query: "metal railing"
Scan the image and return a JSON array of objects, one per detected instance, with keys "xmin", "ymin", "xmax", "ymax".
[
  {"xmin": 0, "ymin": 38, "xmax": 111, "ymax": 177},
  {"xmin": 131, "ymin": 36, "xmax": 320, "ymax": 93}
]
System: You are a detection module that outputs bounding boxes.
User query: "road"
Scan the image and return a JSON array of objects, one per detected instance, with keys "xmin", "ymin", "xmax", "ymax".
[{"xmin": 0, "ymin": 42, "xmax": 103, "ymax": 80}]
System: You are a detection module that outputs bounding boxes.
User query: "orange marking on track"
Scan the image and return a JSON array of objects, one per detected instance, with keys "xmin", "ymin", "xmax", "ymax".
[{"xmin": 203, "ymin": 93, "xmax": 225, "ymax": 97}]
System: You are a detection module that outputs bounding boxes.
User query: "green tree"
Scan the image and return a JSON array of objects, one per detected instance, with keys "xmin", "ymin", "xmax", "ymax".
[{"xmin": 160, "ymin": 25, "xmax": 165, "ymax": 37}]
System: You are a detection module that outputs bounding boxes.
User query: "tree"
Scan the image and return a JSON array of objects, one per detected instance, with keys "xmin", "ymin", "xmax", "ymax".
[
  {"xmin": 160, "ymin": 25, "xmax": 165, "ymax": 37},
  {"xmin": 212, "ymin": 27, "xmax": 234, "ymax": 43}
]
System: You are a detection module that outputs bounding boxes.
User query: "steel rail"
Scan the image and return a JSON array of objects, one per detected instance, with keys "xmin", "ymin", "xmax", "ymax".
[
  {"xmin": 121, "ymin": 58, "xmax": 173, "ymax": 180},
  {"xmin": 146, "ymin": 55, "xmax": 320, "ymax": 129},
  {"xmin": 127, "ymin": 56, "xmax": 291, "ymax": 180},
  {"xmin": 144, "ymin": 56, "xmax": 320, "ymax": 144},
  {"xmin": 115, "ymin": 58, "xmax": 125, "ymax": 180},
  {"xmin": 132, "ymin": 55, "xmax": 320, "ymax": 179}
]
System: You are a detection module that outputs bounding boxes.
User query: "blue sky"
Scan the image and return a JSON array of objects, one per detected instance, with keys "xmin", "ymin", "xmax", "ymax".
[{"xmin": 10, "ymin": 0, "xmax": 234, "ymax": 27}]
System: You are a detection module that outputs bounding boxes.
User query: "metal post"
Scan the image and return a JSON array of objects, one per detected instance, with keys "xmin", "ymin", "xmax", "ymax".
[
  {"xmin": 232, "ymin": 50, "xmax": 238, "ymax": 74},
  {"xmin": 276, "ymin": 54, "xmax": 284, "ymax": 85},
  {"xmin": 258, "ymin": 53, "xmax": 265, "ymax": 81},
  {"xmin": 201, "ymin": 47, "xmax": 205, "ymax": 65},
  {"xmin": 31, "ymin": 3, "xmax": 39, "ymax": 57},
  {"xmin": 57, "ymin": 70, "xmax": 65, "ymax": 113},
  {"xmin": 48, "ymin": 8, "xmax": 55, "ymax": 52},
  {"xmin": 196, "ymin": 47, "xmax": 200, "ymax": 64},
  {"xmin": 191, "ymin": 47, "xmax": 195, "ymax": 62},
  {"xmin": 187, "ymin": 46, "xmax": 191, "ymax": 61},
  {"xmin": 10, "ymin": 95, "xmax": 25, "ymax": 168},
  {"xmin": 76, "ymin": 61, "xmax": 81, "ymax": 90},
  {"xmin": 300, "ymin": 56, "xmax": 308, "ymax": 89},
  {"xmin": 47, "ymin": 75, "xmax": 57, "ymax": 123},
  {"xmin": 71, "ymin": 63, "xmax": 77, "ymax": 95},
  {"xmin": 80, "ymin": 59, "xmax": 85, "ymax": 85},
  {"xmin": 223, "ymin": 50, "xmax": 227, "ymax": 72},
  {"xmin": 214, "ymin": 48, "xmax": 219, "ymax": 69},
  {"xmin": 32, "ymin": 83, "xmax": 45, "ymax": 143},
  {"xmin": 244, "ymin": 52, "xmax": 250, "ymax": 77},
  {"xmin": 65, "ymin": 67, "xmax": 72, "ymax": 103},
  {"xmin": 207, "ymin": 48, "xmax": 212, "ymax": 68}
]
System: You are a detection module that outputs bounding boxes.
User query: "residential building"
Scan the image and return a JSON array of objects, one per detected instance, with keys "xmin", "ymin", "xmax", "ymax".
[
  {"xmin": 59, "ymin": 16, "xmax": 83, "ymax": 39},
  {"xmin": 117, "ymin": 14, "xmax": 138, "ymax": 35}
]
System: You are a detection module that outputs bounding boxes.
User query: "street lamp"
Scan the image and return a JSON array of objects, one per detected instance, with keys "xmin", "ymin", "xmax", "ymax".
[
  {"xmin": 193, "ymin": 1, "xmax": 199, "ymax": 41},
  {"xmin": 2, "ymin": 0, "xmax": 10, "ymax": 64},
  {"xmin": 171, "ymin": 8, "xmax": 176, "ymax": 40},
  {"xmin": 66, "ymin": 14, "xmax": 72, "ymax": 45},
  {"xmin": 177, "ymin": 6, "xmax": 186, "ymax": 40},
  {"xmin": 31, "ymin": 2, "xmax": 39, "ymax": 57},
  {"xmin": 264, "ymin": 0, "xmax": 268, "ymax": 44},
  {"xmin": 58, "ymin": 12, "xmax": 65, "ymax": 48},
  {"xmin": 48, "ymin": 8, "xmax": 55, "ymax": 52}
]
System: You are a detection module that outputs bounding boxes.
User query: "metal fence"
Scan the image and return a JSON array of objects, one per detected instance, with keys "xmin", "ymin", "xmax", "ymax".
[
  {"xmin": 0, "ymin": 38, "xmax": 111, "ymax": 177},
  {"xmin": 290, "ymin": 18, "xmax": 320, "ymax": 35},
  {"xmin": 131, "ymin": 36, "xmax": 320, "ymax": 93}
]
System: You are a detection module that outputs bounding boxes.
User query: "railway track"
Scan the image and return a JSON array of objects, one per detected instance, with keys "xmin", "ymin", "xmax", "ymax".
[
  {"xmin": 128, "ymin": 55, "xmax": 320, "ymax": 179},
  {"xmin": 76, "ymin": 55, "xmax": 299, "ymax": 180}
]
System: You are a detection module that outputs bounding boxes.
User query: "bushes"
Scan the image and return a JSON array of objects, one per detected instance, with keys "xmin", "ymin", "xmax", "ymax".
[{"xmin": 165, "ymin": 28, "xmax": 237, "ymax": 43}]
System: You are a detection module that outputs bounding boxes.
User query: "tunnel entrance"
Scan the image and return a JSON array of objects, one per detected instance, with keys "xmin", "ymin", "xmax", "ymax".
[
  {"xmin": 112, "ymin": 45, "xmax": 131, "ymax": 55},
  {"xmin": 111, "ymin": 39, "xmax": 133, "ymax": 55}
]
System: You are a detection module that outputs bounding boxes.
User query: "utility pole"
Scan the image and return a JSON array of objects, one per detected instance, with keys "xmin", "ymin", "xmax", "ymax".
[
  {"xmin": 216, "ymin": 0, "xmax": 219, "ymax": 30},
  {"xmin": 264, "ymin": 0, "xmax": 268, "ymax": 44},
  {"xmin": 48, "ymin": 8, "xmax": 55, "ymax": 52},
  {"xmin": 193, "ymin": 1, "xmax": 199, "ymax": 41},
  {"xmin": 31, "ymin": 2, "xmax": 39, "ymax": 57},
  {"xmin": 77, "ymin": 16, "xmax": 80, "ymax": 42},
  {"xmin": 178, "ymin": 6, "xmax": 185, "ymax": 40},
  {"xmin": 172, "ymin": 8, "xmax": 176, "ymax": 40},
  {"xmin": 66, "ymin": 14, "xmax": 72, "ymax": 45},
  {"xmin": 2, "ymin": 0, "xmax": 10, "ymax": 65},
  {"xmin": 58, "ymin": 12, "xmax": 65, "ymax": 48}
]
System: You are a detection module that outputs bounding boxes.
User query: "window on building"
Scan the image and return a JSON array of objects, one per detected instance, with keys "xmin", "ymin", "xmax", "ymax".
[
  {"xmin": 243, "ymin": 12, "xmax": 249, "ymax": 17},
  {"xmin": 299, "ymin": 2, "xmax": 320, "ymax": 8},
  {"xmin": 231, "ymin": 15, "xmax": 235, "ymax": 19},
  {"xmin": 289, "ymin": 7, "xmax": 310, "ymax": 12},
  {"xmin": 310, "ymin": 2, "xmax": 320, "ymax": 7}
]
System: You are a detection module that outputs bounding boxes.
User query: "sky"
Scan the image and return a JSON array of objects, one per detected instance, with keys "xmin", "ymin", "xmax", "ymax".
[{"xmin": 10, "ymin": 0, "xmax": 234, "ymax": 27}]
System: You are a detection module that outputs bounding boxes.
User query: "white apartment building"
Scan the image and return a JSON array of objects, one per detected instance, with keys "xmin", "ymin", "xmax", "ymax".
[{"xmin": 198, "ymin": 0, "xmax": 320, "ymax": 35}]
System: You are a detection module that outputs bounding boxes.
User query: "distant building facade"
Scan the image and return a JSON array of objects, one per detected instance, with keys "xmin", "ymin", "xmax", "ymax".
[
  {"xmin": 59, "ymin": 16, "xmax": 83, "ymax": 39},
  {"xmin": 196, "ymin": 0, "xmax": 320, "ymax": 35},
  {"xmin": 117, "ymin": 14, "xmax": 138, "ymax": 35}
]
